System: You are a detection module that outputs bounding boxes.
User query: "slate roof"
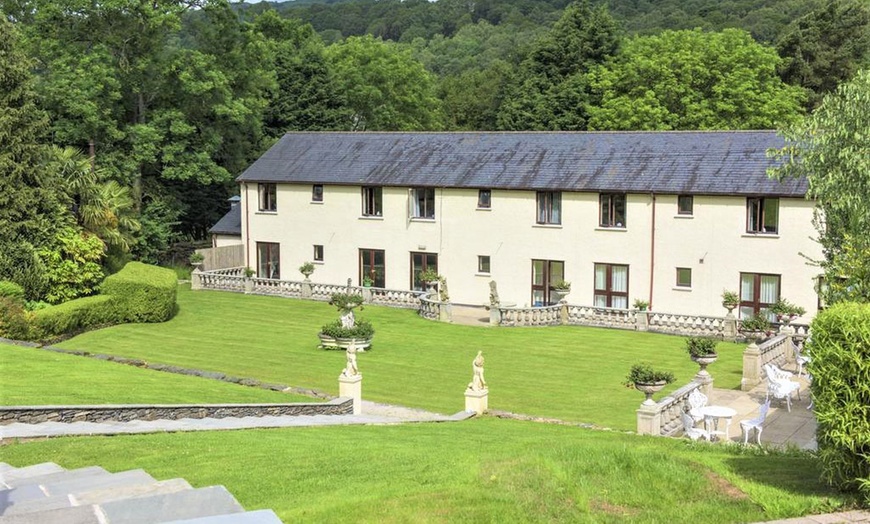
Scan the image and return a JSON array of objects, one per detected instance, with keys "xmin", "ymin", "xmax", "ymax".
[
  {"xmin": 208, "ymin": 201, "xmax": 241, "ymax": 236},
  {"xmin": 237, "ymin": 131, "xmax": 807, "ymax": 197}
]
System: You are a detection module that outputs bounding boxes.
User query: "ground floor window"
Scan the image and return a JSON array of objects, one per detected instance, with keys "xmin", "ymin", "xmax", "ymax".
[
  {"xmin": 594, "ymin": 263, "xmax": 629, "ymax": 308},
  {"xmin": 532, "ymin": 259, "xmax": 564, "ymax": 306},
  {"xmin": 256, "ymin": 242, "xmax": 280, "ymax": 279},
  {"xmin": 360, "ymin": 249, "xmax": 385, "ymax": 288},
  {"xmin": 739, "ymin": 272, "xmax": 780, "ymax": 319},
  {"xmin": 411, "ymin": 252, "xmax": 438, "ymax": 290}
]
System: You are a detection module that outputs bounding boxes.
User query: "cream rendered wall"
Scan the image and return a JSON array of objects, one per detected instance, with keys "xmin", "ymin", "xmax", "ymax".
[
  {"xmin": 211, "ymin": 235, "xmax": 242, "ymax": 248},
  {"xmin": 240, "ymin": 182, "xmax": 821, "ymax": 319}
]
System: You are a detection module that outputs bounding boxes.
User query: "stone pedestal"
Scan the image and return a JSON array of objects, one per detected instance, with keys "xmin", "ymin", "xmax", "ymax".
[
  {"xmin": 694, "ymin": 369, "xmax": 714, "ymax": 398},
  {"xmin": 741, "ymin": 342, "xmax": 761, "ymax": 391},
  {"xmin": 724, "ymin": 314, "xmax": 738, "ymax": 341},
  {"xmin": 190, "ymin": 269, "xmax": 202, "ymax": 291},
  {"xmin": 339, "ymin": 374, "xmax": 362, "ymax": 415},
  {"xmin": 439, "ymin": 302, "xmax": 453, "ymax": 323},
  {"xmin": 560, "ymin": 302, "xmax": 569, "ymax": 325},
  {"xmin": 489, "ymin": 307, "xmax": 501, "ymax": 326},
  {"xmin": 464, "ymin": 388, "xmax": 488, "ymax": 415},
  {"xmin": 244, "ymin": 277, "xmax": 254, "ymax": 294},
  {"xmin": 301, "ymin": 280, "xmax": 312, "ymax": 299},
  {"xmin": 636, "ymin": 402, "xmax": 661, "ymax": 436},
  {"xmin": 636, "ymin": 311, "xmax": 649, "ymax": 331}
]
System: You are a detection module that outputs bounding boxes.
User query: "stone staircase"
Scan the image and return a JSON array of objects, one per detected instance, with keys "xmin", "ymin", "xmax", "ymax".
[{"xmin": 0, "ymin": 462, "xmax": 282, "ymax": 523}]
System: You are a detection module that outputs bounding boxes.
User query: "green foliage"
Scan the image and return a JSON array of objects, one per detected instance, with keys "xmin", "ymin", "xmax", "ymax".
[
  {"xmin": 319, "ymin": 318, "xmax": 375, "ymax": 339},
  {"xmin": 0, "ymin": 297, "xmax": 33, "ymax": 340},
  {"xmin": 298, "ymin": 261, "xmax": 315, "ymax": 276},
  {"xmin": 328, "ymin": 292, "xmax": 364, "ymax": 312},
  {"xmin": 30, "ymin": 295, "xmax": 117, "ymax": 339},
  {"xmin": 100, "ymin": 262, "xmax": 178, "ymax": 323},
  {"xmin": 0, "ymin": 282, "xmax": 26, "ymax": 304},
  {"xmin": 769, "ymin": 70, "xmax": 870, "ymax": 305},
  {"xmin": 809, "ymin": 302, "xmax": 870, "ymax": 501},
  {"xmin": 0, "ymin": 242, "xmax": 49, "ymax": 303},
  {"xmin": 417, "ymin": 268, "xmax": 441, "ymax": 284},
  {"xmin": 685, "ymin": 337, "xmax": 719, "ymax": 358},
  {"xmin": 740, "ymin": 313, "xmax": 772, "ymax": 334},
  {"xmin": 623, "ymin": 363, "xmax": 675, "ymax": 387},
  {"xmin": 633, "ymin": 299, "xmax": 649, "ymax": 311},
  {"xmin": 768, "ymin": 298, "xmax": 807, "ymax": 320},
  {"xmin": 722, "ymin": 290, "xmax": 740, "ymax": 307},
  {"xmin": 37, "ymin": 228, "xmax": 105, "ymax": 305},
  {"xmin": 189, "ymin": 251, "xmax": 205, "ymax": 264},
  {"xmin": 551, "ymin": 280, "xmax": 571, "ymax": 291},
  {"xmin": 325, "ymin": 35, "xmax": 443, "ymax": 130},
  {"xmin": 589, "ymin": 28, "xmax": 806, "ymax": 130}
]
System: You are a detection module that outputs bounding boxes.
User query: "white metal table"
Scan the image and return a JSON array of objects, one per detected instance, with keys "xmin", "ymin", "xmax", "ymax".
[{"xmin": 699, "ymin": 405, "xmax": 737, "ymax": 441}]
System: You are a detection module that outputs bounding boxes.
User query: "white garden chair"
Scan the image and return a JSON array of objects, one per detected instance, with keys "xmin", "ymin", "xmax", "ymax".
[
  {"xmin": 792, "ymin": 339, "xmax": 811, "ymax": 378},
  {"xmin": 763, "ymin": 364, "xmax": 801, "ymax": 411},
  {"xmin": 682, "ymin": 411, "xmax": 711, "ymax": 441},
  {"xmin": 687, "ymin": 388, "xmax": 708, "ymax": 425},
  {"xmin": 740, "ymin": 399, "xmax": 770, "ymax": 445}
]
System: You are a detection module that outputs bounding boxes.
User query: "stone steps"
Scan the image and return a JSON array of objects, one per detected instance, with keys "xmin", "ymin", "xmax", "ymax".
[{"xmin": 0, "ymin": 462, "xmax": 282, "ymax": 523}]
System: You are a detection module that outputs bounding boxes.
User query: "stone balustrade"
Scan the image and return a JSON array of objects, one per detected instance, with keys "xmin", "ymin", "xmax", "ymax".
[
  {"xmin": 741, "ymin": 333, "xmax": 796, "ymax": 390},
  {"xmin": 498, "ymin": 305, "xmax": 562, "ymax": 326},
  {"xmin": 647, "ymin": 312, "xmax": 731, "ymax": 338},
  {"xmin": 419, "ymin": 294, "xmax": 441, "ymax": 320},
  {"xmin": 368, "ymin": 287, "xmax": 424, "ymax": 309},
  {"xmin": 568, "ymin": 305, "xmax": 636, "ymax": 330},
  {"xmin": 636, "ymin": 380, "xmax": 704, "ymax": 436}
]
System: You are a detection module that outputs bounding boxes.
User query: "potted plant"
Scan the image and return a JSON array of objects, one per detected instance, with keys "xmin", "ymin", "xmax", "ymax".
[
  {"xmin": 189, "ymin": 251, "xmax": 204, "ymax": 269},
  {"xmin": 299, "ymin": 261, "xmax": 315, "ymax": 280},
  {"xmin": 768, "ymin": 298, "xmax": 806, "ymax": 325},
  {"xmin": 362, "ymin": 276, "xmax": 374, "ymax": 288},
  {"xmin": 721, "ymin": 290, "xmax": 739, "ymax": 314},
  {"xmin": 318, "ymin": 292, "xmax": 373, "ymax": 350},
  {"xmin": 633, "ymin": 299, "xmax": 649, "ymax": 311},
  {"xmin": 551, "ymin": 280, "xmax": 571, "ymax": 302},
  {"xmin": 739, "ymin": 313, "xmax": 772, "ymax": 343},
  {"xmin": 242, "ymin": 266, "xmax": 255, "ymax": 293},
  {"xmin": 624, "ymin": 364, "xmax": 675, "ymax": 405},
  {"xmin": 685, "ymin": 336, "xmax": 718, "ymax": 376},
  {"xmin": 243, "ymin": 266, "xmax": 255, "ymax": 278},
  {"xmin": 418, "ymin": 268, "xmax": 441, "ymax": 292}
]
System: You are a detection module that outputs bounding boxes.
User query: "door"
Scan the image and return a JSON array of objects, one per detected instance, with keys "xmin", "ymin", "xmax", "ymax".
[{"xmin": 531, "ymin": 259, "xmax": 564, "ymax": 306}]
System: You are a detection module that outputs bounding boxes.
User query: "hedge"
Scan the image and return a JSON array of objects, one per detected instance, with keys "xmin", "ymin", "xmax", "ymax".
[
  {"xmin": 0, "ymin": 281, "xmax": 25, "ymax": 304},
  {"xmin": 100, "ymin": 261, "xmax": 178, "ymax": 323},
  {"xmin": 30, "ymin": 295, "xmax": 117, "ymax": 339},
  {"xmin": 810, "ymin": 302, "xmax": 870, "ymax": 502}
]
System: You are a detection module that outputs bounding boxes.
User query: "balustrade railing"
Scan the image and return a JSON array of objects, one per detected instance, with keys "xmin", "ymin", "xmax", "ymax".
[
  {"xmin": 310, "ymin": 282, "xmax": 354, "ymax": 301},
  {"xmin": 758, "ymin": 334, "xmax": 789, "ymax": 369},
  {"xmin": 648, "ymin": 312, "xmax": 726, "ymax": 337},
  {"xmin": 498, "ymin": 305, "xmax": 561, "ymax": 326},
  {"xmin": 369, "ymin": 288, "xmax": 423, "ymax": 309},
  {"xmin": 636, "ymin": 380, "xmax": 703, "ymax": 437},
  {"xmin": 251, "ymin": 278, "xmax": 302, "ymax": 297},
  {"xmin": 419, "ymin": 294, "xmax": 441, "ymax": 320},
  {"xmin": 198, "ymin": 272, "xmax": 245, "ymax": 292},
  {"xmin": 566, "ymin": 305, "xmax": 636, "ymax": 330}
]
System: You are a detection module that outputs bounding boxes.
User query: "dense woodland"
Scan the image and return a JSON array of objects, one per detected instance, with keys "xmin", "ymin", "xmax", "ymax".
[{"xmin": 0, "ymin": 0, "xmax": 868, "ymax": 305}]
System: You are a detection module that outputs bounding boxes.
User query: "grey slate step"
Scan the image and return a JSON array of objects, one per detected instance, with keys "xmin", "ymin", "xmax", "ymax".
[
  {"xmin": 99, "ymin": 485, "xmax": 245, "ymax": 523},
  {"xmin": 72, "ymin": 478, "xmax": 192, "ymax": 506},
  {"xmin": 0, "ymin": 504, "xmax": 102, "ymax": 524},
  {"xmin": 2, "ymin": 466, "xmax": 107, "ymax": 489},
  {"xmin": 164, "ymin": 509, "xmax": 284, "ymax": 523},
  {"xmin": 0, "ymin": 463, "xmax": 64, "ymax": 487}
]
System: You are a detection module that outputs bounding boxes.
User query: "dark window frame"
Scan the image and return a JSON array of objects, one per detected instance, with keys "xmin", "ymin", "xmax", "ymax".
[
  {"xmin": 677, "ymin": 195, "xmax": 693, "ymax": 215},
  {"xmin": 258, "ymin": 183, "xmax": 277, "ymax": 212},
  {"xmin": 410, "ymin": 187, "xmax": 436, "ymax": 219},
  {"xmin": 410, "ymin": 251, "xmax": 438, "ymax": 291},
  {"xmin": 746, "ymin": 197, "xmax": 779, "ymax": 234},
  {"xmin": 739, "ymin": 272, "xmax": 781, "ymax": 318},
  {"xmin": 477, "ymin": 189, "xmax": 492, "ymax": 209},
  {"xmin": 361, "ymin": 186, "xmax": 383, "ymax": 217},
  {"xmin": 360, "ymin": 248, "xmax": 385, "ymax": 287},
  {"xmin": 676, "ymin": 267, "xmax": 692, "ymax": 287},
  {"xmin": 531, "ymin": 259, "xmax": 565, "ymax": 306},
  {"xmin": 478, "ymin": 255, "xmax": 491, "ymax": 274},
  {"xmin": 593, "ymin": 263, "xmax": 630, "ymax": 308},
  {"xmin": 599, "ymin": 193, "xmax": 626, "ymax": 228},
  {"xmin": 256, "ymin": 242, "xmax": 280, "ymax": 279},
  {"xmin": 313, "ymin": 245, "xmax": 324, "ymax": 262},
  {"xmin": 536, "ymin": 191, "xmax": 562, "ymax": 225},
  {"xmin": 312, "ymin": 184, "xmax": 324, "ymax": 202}
]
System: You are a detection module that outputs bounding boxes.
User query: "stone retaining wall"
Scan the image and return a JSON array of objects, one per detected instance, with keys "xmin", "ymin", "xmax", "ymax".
[{"xmin": 0, "ymin": 398, "xmax": 353, "ymax": 425}]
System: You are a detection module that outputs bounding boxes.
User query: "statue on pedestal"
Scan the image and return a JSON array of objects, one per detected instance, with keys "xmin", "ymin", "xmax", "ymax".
[
  {"xmin": 341, "ymin": 342, "xmax": 359, "ymax": 377},
  {"xmin": 489, "ymin": 281, "xmax": 500, "ymax": 308},
  {"xmin": 468, "ymin": 351, "xmax": 486, "ymax": 391}
]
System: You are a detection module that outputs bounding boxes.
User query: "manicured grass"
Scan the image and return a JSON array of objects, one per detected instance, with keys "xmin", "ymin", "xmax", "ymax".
[
  {"xmin": 0, "ymin": 419, "xmax": 854, "ymax": 523},
  {"xmin": 57, "ymin": 286, "xmax": 746, "ymax": 430},
  {"xmin": 0, "ymin": 342, "xmax": 315, "ymax": 405}
]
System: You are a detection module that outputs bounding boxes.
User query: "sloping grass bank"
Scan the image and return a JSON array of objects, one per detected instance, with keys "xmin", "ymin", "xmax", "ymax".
[
  {"xmin": 56, "ymin": 285, "xmax": 745, "ymax": 430},
  {"xmin": 0, "ymin": 419, "xmax": 854, "ymax": 523}
]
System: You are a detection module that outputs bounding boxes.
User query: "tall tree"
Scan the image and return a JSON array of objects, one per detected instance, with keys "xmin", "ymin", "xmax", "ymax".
[
  {"xmin": 776, "ymin": 0, "xmax": 870, "ymax": 111},
  {"xmin": 497, "ymin": 1, "xmax": 620, "ymax": 130},
  {"xmin": 588, "ymin": 29, "xmax": 806, "ymax": 130},
  {"xmin": 769, "ymin": 69, "xmax": 870, "ymax": 303},
  {"xmin": 325, "ymin": 35, "xmax": 443, "ymax": 130}
]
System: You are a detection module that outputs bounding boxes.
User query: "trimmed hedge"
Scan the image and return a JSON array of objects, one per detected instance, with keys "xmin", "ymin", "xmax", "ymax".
[
  {"xmin": 810, "ymin": 302, "xmax": 870, "ymax": 501},
  {"xmin": 101, "ymin": 262, "xmax": 178, "ymax": 323},
  {"xmin": 31, "ymin": 295, "xmax": 116, "ymax": 339},
  {"xmin": 0, "ymin": 281, "xmax": 25, "ymax": 304}
]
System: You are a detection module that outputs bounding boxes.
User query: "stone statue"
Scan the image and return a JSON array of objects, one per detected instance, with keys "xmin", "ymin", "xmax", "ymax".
[
  {"xmin": 340, "ymin": 310, "xmax": 355, "ymax": 329},
  {"xmin": 489, "ymin": 281, "xmax": 500, "ymax": 307},
  {"xmin": 342, "ymin": 342, "xmax": 359, "ymax": 377},
  {"xmin": 468, "ymin": 351, "xmax": 486, "ymax": 391}
]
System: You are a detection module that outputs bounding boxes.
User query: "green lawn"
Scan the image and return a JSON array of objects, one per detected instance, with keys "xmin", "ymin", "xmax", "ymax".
[
  {"xmin": 0, "ymin": 342, "xmax": 315, "ymax": 405},
  {"xmin": 0, "ymin": 419, "xmax": 854, "ymax": 523},
  {"xmin": 55, "ymin": 285, "xmax": 745, "ymax": 430}
]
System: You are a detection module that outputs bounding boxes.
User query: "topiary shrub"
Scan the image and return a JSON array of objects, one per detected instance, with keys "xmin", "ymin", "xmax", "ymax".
[
  {"xmin": 811, "ymin": 302, "xmax": 870, "ymax": 501},
  {"xmin": 101, "ymin": 262, "xmax": 177, "ymax": 323},
  {"xmin": 0, "ymin": 281, "xmax": 25, "ymax": 304},
  {"xmin": 30, "ymin": 295, "xmax": 117, "ymax": 339},
  {"xmin": 0, "ymin": 297, "xmax": 32, "ymax": 339}
]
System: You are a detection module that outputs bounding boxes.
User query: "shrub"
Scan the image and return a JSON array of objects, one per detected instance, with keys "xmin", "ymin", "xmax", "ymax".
[
  {"xmin": 685, "ymin": 337, "xmax": 718, "ymax": 358},
  {"xmin": 329, "ymin": 292, "xmax": 364, "ymax": 313},
  {"xmin": 740, "ymin": 313, "xmax": 772, "ymax": 334},
  {"xmin": 623, "ymin": 364, "xmax": 675, "ymax": 387},
  {"xmin": 189, "ymin": 252, "xmax": 205, "ymax": 264},
  {"xmin": 0, "ymin": 297, "xmax": 32, "ymax": 339},
  {"xmin": 552, "ymin": 280, "xmax": 571, "ymax": 291},
  {"xmin": 30, "ymin": 295, "xmax": 117, "ymax": 339},
  {"xmin": 320, "ymin": 318, "xmax": 375, "ymax": 339},
  {"xmin": 101, "ymin": 262, "xmax": 177, "ymax": 323},
  {"xmin": 299, "ymin": 261, "xmax": 315, "ymax": 277},
  {"xmin": 810, "ymin": 303, "xmax": 870, "ymax": 501},
  {"xmin": 0, "ymin": 281, "xmax": 25, "ymax": 304}
]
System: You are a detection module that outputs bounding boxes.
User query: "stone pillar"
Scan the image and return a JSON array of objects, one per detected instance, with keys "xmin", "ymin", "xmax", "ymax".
[
  {"xmin": 244, "ymin": 277, "xmax": 254, "ymax": 294},
  {"xmin": 636, "ymin": 311, "xmax": 649, "ymax": 331},
  {"xmin": 489, "ymin": 306, "xmax": 501, "ymax": 326},
  {"xmin": 780, "ymin": 325, "xmax": 795, "ymax": 366},
  {"xmin": 741, "ymin": 342, "xmax": 762, "ymax": 391},
  {"xmin": 694, "ymin": 371, "xmax": 714, "ymax": 399},
  {"xmin": 439, "ymin": 302, "xmax": 452, "ymax": 323},
  {"xmin": 636, "ymin": 402, "xmax": 662, "ymax": 436},
  {"xmin": 362, "ymin": 287, "xmax": 373, "ymax": 304},
  {"xmin": 724, "ymin": 314, "xmax": 738, "ymax": 341},
  {"xmin": 190, "ymin": 268, "xmax": 202, "ymax": 291},
  {"xmin": 339, "ymin": 374, "xmax": 362, "ymax": 415},
  {"xmin": 301, "ymin": 280, "xmax": 312, "ymax": 299},
  {"xmin": 465, "ymin": 388, "xmax": 488, "ymax": 415},
  {"xmin": 560, "ymin": 302, "xmax": 569, "ymax": 325}
]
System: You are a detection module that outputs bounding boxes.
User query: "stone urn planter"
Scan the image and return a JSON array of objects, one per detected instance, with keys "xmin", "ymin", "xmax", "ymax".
[
  {"xmin": 635, "ymin": 381, "xmax": 668, "ymax": 406},
  {"xmin": 317, "ymin": 333, "xmax": 372, "ymax": 351},
  {"xmin": 624, "ymin": 364, "xmax": 674, "ymax": 406},
  {"xmin": 691, "ymin": 354, "xmax": 718, "ymax": 378},
  {"xmin": 552, "ymin": 289, "xmax": 570, "ymax": 303}
]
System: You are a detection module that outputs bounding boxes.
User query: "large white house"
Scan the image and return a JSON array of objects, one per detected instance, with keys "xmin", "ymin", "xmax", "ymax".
[{"xmin": 228, "ymin": 131, "xmax": 821, "ymax": 320}]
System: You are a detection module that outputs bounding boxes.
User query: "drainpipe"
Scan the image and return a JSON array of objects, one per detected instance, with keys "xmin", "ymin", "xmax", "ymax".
[
  {"xmin": 649, "ymin": 193, "xmax": 656, "ymax": 309},
  {"xmin": 244, "ymin": 183, "xmax": 250, "ymax": 270}
]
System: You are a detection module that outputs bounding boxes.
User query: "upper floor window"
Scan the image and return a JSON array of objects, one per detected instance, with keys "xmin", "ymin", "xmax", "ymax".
[
  {"xmin": 599, "ymin": 193, "xmax": 626, "ymax": 228},
  {"xmin": 258, "ymin": 183, "xmax": 276, "ymax": 212},
  {"xmin": 410, "ymin": 188, "xmax": 435, "ymax": 219},
  {"xmin": 747, "ymin": 197, "xmax": 778, "ymax": 234},
  {"xmin": 362, "ymin": 186, "xmax": 383, "ymax": 217},
  {"xmin": 313, "ymin": 245, "xmax": 324, "ymax": 262},
  {"xmin": 478, "ymin": 255, "xmax": 491, "ymax": 274},
  {"xmin": 676, "ymin": 267, "xmax": 692, "ymax": 287},
  {"xmin": 478, "ymin": 189, "xmax": 491, "ymax": 209},
  {"xmin": 536, "ymin": 191, "xmax": 561, "ymax": 225},
  {"xmin": 312, "ymin": 184, "xmax": 323, "ymax": 202},
  {"xmin": 677, "ymin": 195, "xmax": 693, "ymax": 215}
]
